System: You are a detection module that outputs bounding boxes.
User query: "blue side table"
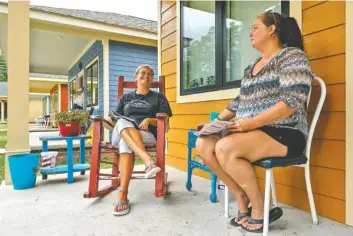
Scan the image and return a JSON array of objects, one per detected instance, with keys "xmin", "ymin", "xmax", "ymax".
[
  {"xmin": 39, "ymin": 134, "xmax": 91, "ymax": 184},
  {"xmin": 186, "ymin": 112, "xmax": 220, "ymax": 203}
]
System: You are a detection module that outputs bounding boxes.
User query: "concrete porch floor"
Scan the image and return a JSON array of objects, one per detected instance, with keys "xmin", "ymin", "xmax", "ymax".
[{"xmin": 0, "ymin": 166, "xmax": 352, "ymax": 236}]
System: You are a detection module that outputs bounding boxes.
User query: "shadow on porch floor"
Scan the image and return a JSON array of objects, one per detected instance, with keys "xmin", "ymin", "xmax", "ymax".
[{"xmin": 0, "ymin": 166, "xmax": 352, "ymax": 236}]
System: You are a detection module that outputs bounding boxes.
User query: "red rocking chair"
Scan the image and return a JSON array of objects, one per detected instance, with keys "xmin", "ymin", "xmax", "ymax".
[{"xmin": 83, "ymin": 75, "xmax": 168, "ymax": 199}]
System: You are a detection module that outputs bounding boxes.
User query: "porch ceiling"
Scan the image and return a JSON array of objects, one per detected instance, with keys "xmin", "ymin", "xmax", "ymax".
[{"xmin": 0, "ymin": 14, "xmax": 93, "ymax": 75}]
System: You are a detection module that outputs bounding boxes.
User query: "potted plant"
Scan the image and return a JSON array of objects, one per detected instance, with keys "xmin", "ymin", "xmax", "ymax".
[{"xmin": 54, "ymin": 110, "xmax": 89, "ymax": 136}]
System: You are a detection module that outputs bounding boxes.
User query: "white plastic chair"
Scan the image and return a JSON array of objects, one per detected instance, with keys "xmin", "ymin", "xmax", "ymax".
[{"xmin": 224, "ymin": 76, "xmax": 326, "ymax": 236}]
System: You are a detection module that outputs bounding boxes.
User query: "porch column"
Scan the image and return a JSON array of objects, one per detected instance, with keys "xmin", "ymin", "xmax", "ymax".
[
  {"xmin": 1, "ymin": 101, "xmax": 4, "ymax": 122},
  {"xmin": 5, "ymin": 0, "xmax": 30, "ymax": 184}
]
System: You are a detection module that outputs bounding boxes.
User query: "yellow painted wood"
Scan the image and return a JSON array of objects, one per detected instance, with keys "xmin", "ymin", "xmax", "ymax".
[
  {"xmin": 304, "ymin": 25, "xmax": 345, "ymax": 60},
  {"xmin": 303, "ymin": 1, "xmax": 345, "ymax": 35}
]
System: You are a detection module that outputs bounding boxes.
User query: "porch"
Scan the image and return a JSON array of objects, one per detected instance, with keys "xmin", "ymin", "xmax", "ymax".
[{"xmin": 0, "ymin": 166, "xmax": 352, "ymax": 236}]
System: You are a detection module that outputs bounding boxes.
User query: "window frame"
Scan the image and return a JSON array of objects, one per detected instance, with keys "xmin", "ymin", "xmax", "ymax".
[
  {"xmin": 179, "ymin": 0, "xmax": 290, "ymax": 96},
  {"xmin": 68, "ymin": 76, "xmax": 77, "ymax": 110},
  {"xmin": 85, "ymin": 57, "xmax": 99, "ymax": 108}
]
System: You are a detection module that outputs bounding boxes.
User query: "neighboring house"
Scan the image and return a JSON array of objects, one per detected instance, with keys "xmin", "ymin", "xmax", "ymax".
[
  {"xmin": 0, "ymin": 81, "xmax": 7, "ymax": 122},
  {"xmin": 0, "ymin": 78, "xmax": 62, "ymax": 123},
  {"xmin": 159, "ymin": 0, "xmax": 352, "ymax": 227},
  {"xmin": 29, "ymin": 73, "xmax": 68, "ymax": 116},
  {"xmin": 0, "ymin": 2, "xmax": 158, "ymax": 136}
]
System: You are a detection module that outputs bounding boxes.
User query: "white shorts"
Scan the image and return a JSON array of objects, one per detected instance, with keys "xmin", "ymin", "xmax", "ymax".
[{"xmin": 111, "ymin": 119, "xmax": 156, "ymax": 154}]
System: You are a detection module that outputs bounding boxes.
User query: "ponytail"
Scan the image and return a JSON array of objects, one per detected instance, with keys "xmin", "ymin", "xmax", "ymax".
[
  {"xmin": 261, "ymin": 12, "xmax": 305, "ymax": 51},
  {"xmin": 280, "ymin": 17, "xmax": 304, "ymax": 51}
]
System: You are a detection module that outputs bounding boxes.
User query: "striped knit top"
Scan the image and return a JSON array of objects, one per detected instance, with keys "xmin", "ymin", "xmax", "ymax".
[{"xmin": 227, "ymin": 47, "xmax": 314, "ymax": 138}]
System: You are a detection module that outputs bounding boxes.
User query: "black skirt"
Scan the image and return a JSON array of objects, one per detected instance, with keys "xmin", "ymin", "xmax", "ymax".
[{"xmin": 258, "ymin": 126, "xmax": 306, "ymax": 158}]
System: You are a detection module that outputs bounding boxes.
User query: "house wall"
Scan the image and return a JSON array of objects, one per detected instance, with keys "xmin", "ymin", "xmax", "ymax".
[
  {"xmin": 160, "ymin": 0, "xmax": 346, "ymax": 223},
  {"xmin": 28, "ymin": 99, "xmax": 43, "ymax": 123},
  {"xmin": 108, "ymin": 40, "xmax": 158, "ymax": 110},
  {"xmin": 68, "ymin": 40, "xmax": 104, "ymax": 116},
  {"xmin": 60, "ymin": 84, "xmax": 68, "ymax": 111}
]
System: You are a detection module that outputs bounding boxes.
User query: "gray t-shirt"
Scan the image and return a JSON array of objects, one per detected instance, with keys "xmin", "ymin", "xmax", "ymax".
[{"xmin": 115, "ymin": 90, "xmax": 173, "ymax": 137}]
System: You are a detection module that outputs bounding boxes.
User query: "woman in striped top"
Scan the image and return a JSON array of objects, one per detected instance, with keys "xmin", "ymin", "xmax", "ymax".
[{"xmin": 196, "ymin": 11, "xmax": 314, "ymax": 233}]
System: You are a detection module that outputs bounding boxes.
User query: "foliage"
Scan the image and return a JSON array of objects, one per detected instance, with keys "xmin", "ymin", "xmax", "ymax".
[
  {"xmin": 0, "ymin": 54, "xmax": 7, "ymax": 82},
  {"xmin": 54, "ymin": 110, "xmax": 89, "ymax": 126}
]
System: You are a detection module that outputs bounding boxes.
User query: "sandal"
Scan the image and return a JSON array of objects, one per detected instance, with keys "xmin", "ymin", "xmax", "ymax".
[
  {"xmin": 145, "ymin": 161, "xmax": 161, "ymax": 179},
  {"xmin": 112, "ymin": 190, "xmax": 130, "ymax": 216},
  {"xmin": 241, "ymin": 207, "xmax": 283, "ymax": 233},
  {"xmin": 230, "ymin": 206, "xmax": 252, "ymax": 227}
]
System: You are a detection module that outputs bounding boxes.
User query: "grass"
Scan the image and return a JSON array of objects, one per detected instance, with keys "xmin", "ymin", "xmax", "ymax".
[
  {"xmin": 0, "ymin": 123, "xmax": 7, "ymax": 130},
  {"xmin": 0, "ymin": 132, "xmax": 7, "ymax": 148},
  {"xmin": 0, "ymin": 154, "xmax": 4, "ymax": 183}
]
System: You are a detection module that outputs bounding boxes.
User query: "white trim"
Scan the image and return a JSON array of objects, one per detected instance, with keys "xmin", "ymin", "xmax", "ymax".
[
  {"xmin": 346, "ymin": 0, "xmax": 353, "ymax": 227},
  {"xmin": 85, "ymin": 56, "xmax": 100, "ymax": 108},
  {"xmin": 68, "ymin": 40, "xmax": 96, "ymax": 70},
  {"xmin": 85, "ymin": 56, "xmax": 99, "ymax": 70},
  {"xmin": 69, "ymin": 76, "xmax": 77, "ymax": 83},
  {"xmin": 29, "ymin": 77, "xmax": 67, "ymax": 83},
  {"xmin": 103, "ymin": 39, "xmax": 110, "ymax": 141},
  {"xmin": 30, "ymin": 9, "xmax": 157, "ymax": 40},
  {"xmin": 158, "ymin": 0, "xmax": 162, "ymax": 77},
  {"xmin": 0, "ymin": 3, "xmax": 157, "ymax": 41},
  {"xmin": 290, "ymin": 0, "xmax": 302, "ymax": 30},
  {"xmin": 58, "ymin": 84, "xmax": 62, "ymax": 112},
  {"xmin": 29, "ymin": 92, "xmax": 50, "ymax": 96}
]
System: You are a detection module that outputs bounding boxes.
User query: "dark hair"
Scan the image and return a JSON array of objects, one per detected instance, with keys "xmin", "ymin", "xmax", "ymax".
[{"xmin": 260, "ymin": 11, "xmax": 304, "ymax": 51}]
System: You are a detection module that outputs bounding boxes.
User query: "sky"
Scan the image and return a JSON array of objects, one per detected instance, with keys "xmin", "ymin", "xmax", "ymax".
[{"xmin": 3, "ymin": 0, "xmax": 158, "ymax": 21}]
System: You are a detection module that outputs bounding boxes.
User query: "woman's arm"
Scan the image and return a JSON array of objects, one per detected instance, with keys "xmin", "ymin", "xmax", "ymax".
[
  {"xmin": 253, "ymin": 101, "xmax": 295, "ymax": 128},
  {"xmin": 215, "ymin": 109, "xmax": 236, "ymax": 121}
]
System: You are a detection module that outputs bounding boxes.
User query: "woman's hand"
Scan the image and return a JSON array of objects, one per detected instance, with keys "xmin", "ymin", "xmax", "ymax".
[
  {"xmin": 225, "ymin": 118, "xmax": 258, "ymax": 132},
  {"xmin": 139, "ymin": 118, "xmax": 150, "ymax": 131}
]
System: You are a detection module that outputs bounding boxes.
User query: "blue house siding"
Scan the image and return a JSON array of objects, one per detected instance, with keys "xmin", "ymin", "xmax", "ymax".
[
  {"xmin": 109, "ymin": 41, "xmax": 158, "ymax": 110},
  {"xmin": 68, "ymin": 40, "xmax": 104, "ymax": 116}
]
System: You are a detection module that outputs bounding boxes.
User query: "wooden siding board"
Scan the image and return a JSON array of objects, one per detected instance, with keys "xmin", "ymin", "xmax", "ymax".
[
  {"xmin": 109, "ymin": 40, "xmax": 158, "ymax": 110},
  {"xmin": 304, "ymin": 25, "xmax": 345, "ymax": 60},
  {"xmin": 311, "ymin": 54, "xmax": 345, "ymax": 85},
  {"xmin": 303, "ymin": 1, "xmax": 345, "ymax": 35}
]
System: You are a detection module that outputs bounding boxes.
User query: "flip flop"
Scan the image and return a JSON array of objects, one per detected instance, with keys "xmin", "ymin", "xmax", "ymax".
[
  {"xmin": 241, "ymin": 207, "xmax": 283, "ymax": 233},
  {"xmin": 230, "ymin": 206, "xmax": 252, "ymax": 227},
  {"xmin": 112, "ymin": 200, "xmax": 130, "ymax": 216},
  {"xmin": 145, "ymin": 161, "xmax": 161, "ymax": 179}
]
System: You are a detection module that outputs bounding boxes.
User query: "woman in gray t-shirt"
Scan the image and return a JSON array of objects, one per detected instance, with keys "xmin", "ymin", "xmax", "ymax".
[{"xmin": 110, "ymin": 65, "xmax": 172, "ymax": 216}]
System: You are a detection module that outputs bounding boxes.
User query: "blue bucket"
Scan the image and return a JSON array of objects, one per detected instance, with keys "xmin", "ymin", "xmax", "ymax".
[{"xmin": 8, "ymin": 153, "xmax": 40, "ymax": 190}]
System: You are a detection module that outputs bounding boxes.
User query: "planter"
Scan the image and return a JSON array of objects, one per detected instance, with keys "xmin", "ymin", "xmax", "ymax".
[{"xmin": 58, "ymin": 121, "xmax": 81, "ymax": 136}]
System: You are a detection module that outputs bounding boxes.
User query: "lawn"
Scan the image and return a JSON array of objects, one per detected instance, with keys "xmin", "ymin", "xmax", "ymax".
[
  {"xmin": 0, "ymin": 132, "xmax": 7, "ymax": 148},
  {"xmin": 0, "ymin": 154, "xmax": 4, "ymax": 183},
  {"xmin": 0, "ymin": 123, "xmax": 7, "ymax": 129}
]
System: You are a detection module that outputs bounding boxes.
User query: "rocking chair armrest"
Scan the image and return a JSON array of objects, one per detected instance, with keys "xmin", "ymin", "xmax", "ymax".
[
  {"xmin": 156, "ymin": 113, "xmax": 170, "ymax": 133},
  {"xmin": 156, "ymin": 113, "xmax": 168, "ymax": 119},
  {"xmin": 90, "ymin": 115, "xmax": 102, "ymax": 121}
]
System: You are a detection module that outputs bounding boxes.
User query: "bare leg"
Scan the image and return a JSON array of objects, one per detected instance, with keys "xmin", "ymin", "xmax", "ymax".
[
  {"xmin": 196, "ymin": 136, "xmax": 251, "ymax": 224},
  {"xmin": 215, "ymin": 130, "xmax": 287, "ymax": 230},
  {"xmin": 120, "ymin": 127, "xmax": 156, "ymax": 170},
  {"xmin": 113, "ymin": 153, "xmax": 134, "ymax": 213}
]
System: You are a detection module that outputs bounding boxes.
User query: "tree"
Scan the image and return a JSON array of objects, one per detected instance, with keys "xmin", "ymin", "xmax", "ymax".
[{"xmin": 0, "ymin": 54, "xmax": 7, "ymax": 82}]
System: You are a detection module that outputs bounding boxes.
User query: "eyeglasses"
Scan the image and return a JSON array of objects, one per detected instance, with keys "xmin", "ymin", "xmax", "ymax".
[{"xmin": 139, "ymin": 71, "xmax": 153, "ymax": 77}]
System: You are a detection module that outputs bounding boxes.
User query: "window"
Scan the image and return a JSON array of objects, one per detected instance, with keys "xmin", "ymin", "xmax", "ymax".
[
  {"xmin": 85, "ymin": 60, "xmax": 99, "ymax": 107},
  {"xmin": 69, "ymin": 77, "xmax": 76, "ymax": 109},
  {"xmin": 180, "ymin": 0, "xmax": 289, "ymax": 95}
]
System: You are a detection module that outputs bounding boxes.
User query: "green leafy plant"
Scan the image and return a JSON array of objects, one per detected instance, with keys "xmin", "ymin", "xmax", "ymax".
[{"xmin": 54, "ymin": 110, "xmax": 89, "ymax": 126}]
